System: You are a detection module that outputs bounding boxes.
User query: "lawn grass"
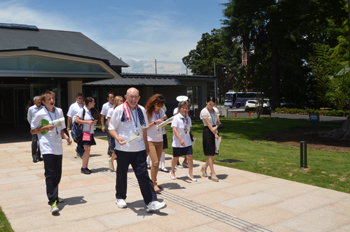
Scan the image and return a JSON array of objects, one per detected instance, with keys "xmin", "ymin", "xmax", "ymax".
[
  {"xmin": 164, "ymin": 117, "xmax": 350, "ymax": 194},
  {"xmin": 0, "ymin": 206, "xmax": 13, "ymax": 232},
  {"xmin": 97, "ymin": 117, "xmax": 350, "ymax": 193}
]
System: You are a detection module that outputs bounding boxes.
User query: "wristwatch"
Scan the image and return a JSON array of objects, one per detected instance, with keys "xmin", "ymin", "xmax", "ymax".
[{"xmin": 154, "ymin": 121, "xmax": 156, "ymax": 125}]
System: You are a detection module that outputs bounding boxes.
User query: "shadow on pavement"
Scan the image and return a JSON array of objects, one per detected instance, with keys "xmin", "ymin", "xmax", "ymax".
[
  {"xmin": 127, "ymin": 199, "xmax": 168, "ymax": 216},
  {"xmin": 56, "ymin": 196, "xmax": 88, "ymax": 214}
]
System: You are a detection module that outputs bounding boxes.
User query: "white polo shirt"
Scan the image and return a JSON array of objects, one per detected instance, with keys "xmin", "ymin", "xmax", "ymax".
[
  {"xmin": 67, "ymin": 101, "xmax": 83, "ymax": 119},
  {"xmin": 31, "ymin": 107, "xmax": 65, "ymax": 155},
  {"xmin": 100, "ymin": 102, "xmax": 113, "ymax": 119},
  {"xmin": 147, "ymin": 109, "xmax": 165, "ymax": 142},
  {"xmin": 107, "ymin": 107, "xmax": 114, "ymax": 119},
  {"xmin": 109, "ymin": 104, "xmax": 149, "ymax": 152},
  {"xmin": 27, "ymin": 104, "xmax": 44, "ymax": 124},
  {"xmin": 77, "ymin": 106, "xmax": 95, "ymax": 134},
  {"xmin": 171, "ymin": 113, "xmax": 192, "ymax": 148},
  {"xmin": 200, "ymin": 107, "xmax": 219, "ymax": 127}
]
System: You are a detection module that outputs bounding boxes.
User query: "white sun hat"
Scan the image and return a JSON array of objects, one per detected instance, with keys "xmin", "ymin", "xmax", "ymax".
[{"xmin": 176, "ymin": 95, "xmax": 188, "ymax": 102}]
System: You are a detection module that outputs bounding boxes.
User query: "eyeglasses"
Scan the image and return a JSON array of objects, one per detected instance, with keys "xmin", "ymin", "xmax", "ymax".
[{"xmin": 128, "ymin": 95, "xmax": 139, "ymax": 99}]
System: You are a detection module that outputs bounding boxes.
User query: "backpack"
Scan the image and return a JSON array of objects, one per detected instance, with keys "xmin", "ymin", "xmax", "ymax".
[{"xmin": 71, "ymin": 109, "xmax": 85, "ymax": 143}]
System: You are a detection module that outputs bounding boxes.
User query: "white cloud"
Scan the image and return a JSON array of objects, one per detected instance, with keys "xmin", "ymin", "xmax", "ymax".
[
  {"xmin": 0, "ymin": 1, "xmax": 78, "ymax": 32},
  {"xmin": 0, "ymin": 2, "xmax": 198, "ymax": 74}
]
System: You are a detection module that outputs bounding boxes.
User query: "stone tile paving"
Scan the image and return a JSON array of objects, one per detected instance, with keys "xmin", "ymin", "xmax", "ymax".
[{"xmin": 1, "ymin": 139, "xmax": 350, "ymax": 231}]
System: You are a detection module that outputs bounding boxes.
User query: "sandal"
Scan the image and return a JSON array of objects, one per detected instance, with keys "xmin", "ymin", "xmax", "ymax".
[
  {"xmin": 187, "ymin": 174, "xmax": 197, "ymax": 182},
  {"xmin": 170, "ymin": 172, "xmax": 177, "ymax": 180},
  {"xmin": 210, "ymin": 173, "xmax": 219, "ymax": 182},
  {"xmin": 154, "ymin": 185, "xmax": 161, "ymax": 194},
  {"xmin": 108, "ymin": 159, "xmax": 114, "ymax": 171},
  {"xmin": 201, "ymin": 164, "xmax": 207, "ymax": 177}
]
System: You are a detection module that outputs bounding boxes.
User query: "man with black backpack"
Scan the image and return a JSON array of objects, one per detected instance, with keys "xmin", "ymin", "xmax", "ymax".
[{"xmin": 67, "ymin": 93, "xmax": 84, "ymax": 158}]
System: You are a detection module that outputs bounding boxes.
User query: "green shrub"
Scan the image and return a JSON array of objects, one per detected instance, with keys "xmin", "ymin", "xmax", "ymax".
[{"xmin": 272, "ymin": 107, "xmax": 349, "ymax": 117}]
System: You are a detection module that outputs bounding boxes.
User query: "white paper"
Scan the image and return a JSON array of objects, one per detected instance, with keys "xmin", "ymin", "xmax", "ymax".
[
  {"xmin": 156, "ymin": 116, "xmax": 174, "ymax": 128},
  {"xmin": 50, "ymin": 117, "xmax": 65, "ymax": 127},
  {"xmin": 215, "ymin": 137, "xmax": 222, "ymax": 153},
  {"xmin": 120, "ymin": 133, "xmax": 140, "ymax": 145}
]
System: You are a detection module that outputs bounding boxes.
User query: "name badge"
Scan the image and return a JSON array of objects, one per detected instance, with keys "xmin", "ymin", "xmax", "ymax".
[{"xmin": 135, "ymin": 129, "xmax": 140, "ymax": 136}]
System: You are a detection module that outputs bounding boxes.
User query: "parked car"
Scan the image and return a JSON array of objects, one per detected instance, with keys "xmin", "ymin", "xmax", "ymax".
[
  {"xmin": 263, "ymin": 99, "xmax": 270, "ymax": 108},
  {"xmin": 280, "ymin": 99, "xmax": 295, "ymax": 108},
  {"xmin": 245, "ymin": 99, "xmax": 270, "ymax": 110},
  {"xmin": 245, "ymin": 100, "xmax": 258, "ymax": 109}
]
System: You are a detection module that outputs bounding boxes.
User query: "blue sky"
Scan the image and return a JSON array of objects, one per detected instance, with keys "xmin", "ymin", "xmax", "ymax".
[{"xmin": 0, "ymin": 0, "xmax": 228, "ymax": 74}]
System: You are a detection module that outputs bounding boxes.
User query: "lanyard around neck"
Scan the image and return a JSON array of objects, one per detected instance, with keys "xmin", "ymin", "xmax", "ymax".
[
  {"xmin": 206, "ymin": 107, "xmax": 216, "ymax": 126},
  {"xmin": 155, "ymin": 111, "xmax": 161, "ymax": 120},
  {"xmin": 45, "ymin": 107, "xmax": 59, "ymax": 134},
  {"xmin": 129, "ymin": 106, "xmax": 138, "ymax": 129}
]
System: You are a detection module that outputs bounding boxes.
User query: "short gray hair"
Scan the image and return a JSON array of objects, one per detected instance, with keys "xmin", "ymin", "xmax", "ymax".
[
  {"xmin": 178, "ymin": 101, "xmax": 190, "ymax": 109},
  {"xmin": 33, "ymin": 96, "xmax": 41, "ymax": 101}
]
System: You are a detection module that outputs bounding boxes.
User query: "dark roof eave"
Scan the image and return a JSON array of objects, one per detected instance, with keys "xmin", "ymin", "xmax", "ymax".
[
  {"xmin": 121, "ymin": 73, "xmax": 217, "ymax": 80},
  {"xmin": 0, "ymin": 47, "xmax": 130, "ymax": 67}
]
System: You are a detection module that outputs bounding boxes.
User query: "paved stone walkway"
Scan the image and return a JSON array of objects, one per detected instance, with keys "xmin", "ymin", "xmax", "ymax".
[{"xmin": 1, "ymin": 138, "xmax": 350, "ymax": 232}]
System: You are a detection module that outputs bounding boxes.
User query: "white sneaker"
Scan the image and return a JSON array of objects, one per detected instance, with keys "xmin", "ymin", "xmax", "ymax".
[
  {"xmin": 116, "ymin": 199, "xmax": 127, "ymax": 208},
  {"xmin": 58, "ymin": 197, "xmax": 64, "ymax": 203},
  {"xmin": 50, "ymin": 201, "xmax": 59, "ymax": 214},
  {"xmin": 146, "ymin": 201, "xmax": 167, "ymax": 213},
  {"xmin": 176, "ymin": 164, "xmax": 183, "ymax": 168}
]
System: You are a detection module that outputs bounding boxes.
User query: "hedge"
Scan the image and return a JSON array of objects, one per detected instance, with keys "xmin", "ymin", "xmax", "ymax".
[{"xmin": 273, "ymin": 108, "xmax": 349, "ymax": 117}]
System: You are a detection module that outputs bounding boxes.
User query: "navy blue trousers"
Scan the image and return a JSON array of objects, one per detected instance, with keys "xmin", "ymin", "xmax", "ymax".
[
  {"xmin": 116, "ymin": 150, "xmax": 157, "ymax": 205},
  {"xmin": 31, "ymin": 134, "xmax": 41, "ymax": 161},
  {"xmin": 43, "ymin": 154, "xmax": 62, "ymax": 205}
]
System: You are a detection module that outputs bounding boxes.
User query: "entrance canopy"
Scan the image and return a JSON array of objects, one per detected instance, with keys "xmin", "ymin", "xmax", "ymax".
[{"xmin": 0, "ymin": 49, "xmax": 121, "ymax": 84}]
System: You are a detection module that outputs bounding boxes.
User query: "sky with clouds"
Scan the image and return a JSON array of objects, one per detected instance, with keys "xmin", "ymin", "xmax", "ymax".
[{"xmin": 0, "ymin": 0, "xmax": 228, "ymax": 74}]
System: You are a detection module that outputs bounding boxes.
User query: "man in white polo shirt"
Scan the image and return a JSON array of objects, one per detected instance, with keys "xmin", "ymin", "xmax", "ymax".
[
  {"xmin": 100, "ymin": 92, "xmax": 114, "ymax": 157},
  {"xmin": 27, "ymin": 95, "xmax": 44, "ymax": 163},
  {"xmin": 109, "ymin": 87, "xmax": 166, "ymax": 213},
  {"xmin": 67, "ymin": 93, "xmax": 84, "ymax": 158}
]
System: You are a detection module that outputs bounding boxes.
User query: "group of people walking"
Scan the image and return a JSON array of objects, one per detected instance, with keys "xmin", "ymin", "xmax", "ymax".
[{"xmin": 27, "ymin": 87, "xmax": 221, "ymax": 215}]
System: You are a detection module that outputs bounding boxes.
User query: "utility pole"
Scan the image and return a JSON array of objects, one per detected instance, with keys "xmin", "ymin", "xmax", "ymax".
[{"xmin": 155, "ymin": 59, "xmax": 157, "ymax": 75}]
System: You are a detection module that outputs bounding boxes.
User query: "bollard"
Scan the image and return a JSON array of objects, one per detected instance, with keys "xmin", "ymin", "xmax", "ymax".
[
  {"xmin": 235, "ymin": 112, "xmax": 237, "ymax": 118},
  {"xmin": 249, "ymin": 111, "xmax": 251, "ymax": 117},
  {"xmin": 300, "ymin": 141, "xmax": 308, "ymax": 169}
]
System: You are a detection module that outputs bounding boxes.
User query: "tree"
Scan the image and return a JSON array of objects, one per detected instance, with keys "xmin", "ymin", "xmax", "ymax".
[
  {"xmin": 221, "ymin": 0, "xmax": 346, "ymax": 109},
  {"xmin": 182, "ymin": 29, "xmax": 241, "ymax": 101}
]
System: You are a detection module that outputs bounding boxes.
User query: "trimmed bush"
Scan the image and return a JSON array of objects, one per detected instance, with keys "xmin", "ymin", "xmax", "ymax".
[{"xmin": 273, "ymin": 108, "xmax": 349, "ymax": 117}]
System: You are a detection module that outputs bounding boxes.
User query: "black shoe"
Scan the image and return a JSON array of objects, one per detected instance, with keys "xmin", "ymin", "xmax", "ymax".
[
  {"xmin": 33, "ymin": 159, "xmax": 37, "ymax": 163},
  {"xmin": 159, "ymin": 168, "xmax": 169, "ymax": 173},
  {"xmin": 81, "ymin": 167, "xmax": 92, "ymax": 174},
  {"xmin": 37, "ymin": 157, "xmax": 43, "ymax": 161}
]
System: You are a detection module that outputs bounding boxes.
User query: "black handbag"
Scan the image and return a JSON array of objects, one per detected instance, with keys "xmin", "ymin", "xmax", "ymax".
[{"xmin": 71, "ymin": 109, "xmax": 85, "ymax": 143}]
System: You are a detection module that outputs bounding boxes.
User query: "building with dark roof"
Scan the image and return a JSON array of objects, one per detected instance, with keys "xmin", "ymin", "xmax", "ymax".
[
  {"xmin": 0, "ymin": 23, "xmax": 127, "ymax": 125},
  {"xmin": 84, "ymin": 73, "xmax": 216, "ymax": 117},
  {"xmin": 0, "ymin": 23, "xmax": 216, "ymax": 125}
]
